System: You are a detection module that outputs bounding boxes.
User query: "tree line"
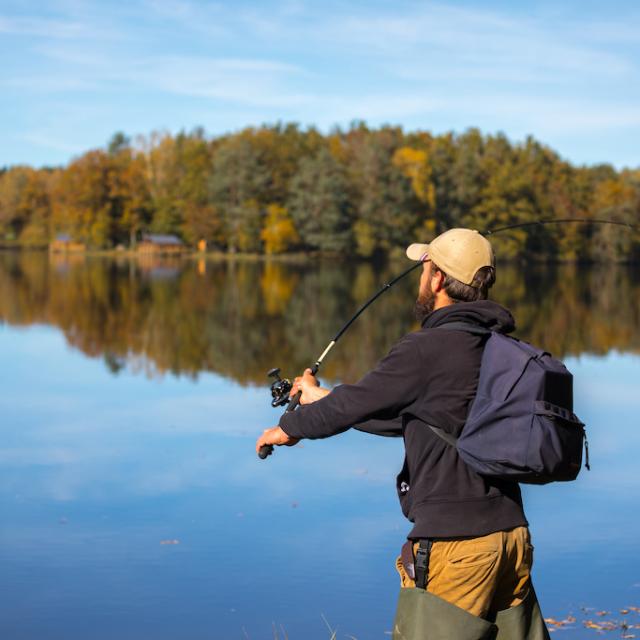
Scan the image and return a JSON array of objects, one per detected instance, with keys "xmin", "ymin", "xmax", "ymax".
[{"xmin": 1, "ymin": 124, "xmax": 639, "ymax": 261}]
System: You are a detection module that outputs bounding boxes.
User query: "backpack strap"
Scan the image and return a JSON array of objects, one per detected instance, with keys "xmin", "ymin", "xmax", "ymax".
[
  {"xmin": 427, "ymin": 423, "xmax": 458, "ymax": 447},
  {"xmin": 428, "ymin": 322, "xmax": 491, "ymax": 447}
]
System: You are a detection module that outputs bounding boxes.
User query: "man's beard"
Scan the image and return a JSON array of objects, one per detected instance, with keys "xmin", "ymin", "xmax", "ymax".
[{"xmin": 413, "ymin": 287, "xmax": 436, "ymax": 323}]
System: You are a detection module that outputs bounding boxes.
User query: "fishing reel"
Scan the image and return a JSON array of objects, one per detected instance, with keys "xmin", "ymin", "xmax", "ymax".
[{"xmin": 268, "ymin": 368, "xmax": 293, "ymax": 408}]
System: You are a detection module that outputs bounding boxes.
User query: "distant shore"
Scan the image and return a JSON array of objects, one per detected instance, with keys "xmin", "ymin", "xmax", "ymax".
[
  {"xmin": 0, "ymin": 245, "xmax": 338, "ymax": 263},
  {"xmin": 2, "ymin": 245, "xmax": 638, "ymax": 265}
]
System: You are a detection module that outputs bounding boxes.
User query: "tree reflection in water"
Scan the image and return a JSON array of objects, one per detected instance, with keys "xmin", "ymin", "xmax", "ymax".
[{"xmin": 0, "ymin": 252, "xmax": 638, "ymax": 385}]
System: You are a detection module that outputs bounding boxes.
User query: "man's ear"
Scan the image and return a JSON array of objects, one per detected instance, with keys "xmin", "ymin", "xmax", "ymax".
[{"xmin": 431, "ymin": 268, "xmax": 445, "ymax": 293}]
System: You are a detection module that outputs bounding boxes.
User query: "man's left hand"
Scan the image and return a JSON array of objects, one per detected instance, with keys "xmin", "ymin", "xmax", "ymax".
[{"xmin": 256, "ymin": 426, "xmax": 300, "ymax": 455}]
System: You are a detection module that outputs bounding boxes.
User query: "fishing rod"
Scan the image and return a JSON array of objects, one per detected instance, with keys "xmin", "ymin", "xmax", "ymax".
[
  {"xmin": 259, "ymin": 261, "xmax": 421, "ymax": 459},
  {"xmin": 258, "ymin": 217, "xmax": 638, "ymax": 459},
  {"xmin": 485, "ymin": 217, "xmax": 638, "ymax": 235}
]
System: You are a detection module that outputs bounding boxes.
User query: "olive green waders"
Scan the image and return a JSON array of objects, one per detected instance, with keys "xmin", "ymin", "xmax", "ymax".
[{"xmin": 392, "ymin": 587, "xmax": 550, "ymax": 640}]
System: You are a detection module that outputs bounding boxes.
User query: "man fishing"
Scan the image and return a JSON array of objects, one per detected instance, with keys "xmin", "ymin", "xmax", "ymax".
[{"xmin": 256, "ymin": 228, "xmax": 550, "ymax": 639}]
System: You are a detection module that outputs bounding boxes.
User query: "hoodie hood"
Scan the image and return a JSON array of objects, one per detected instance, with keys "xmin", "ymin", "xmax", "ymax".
[{"xmin": 422, "ymin": 300, "xmax": 516, "ymax": 334}]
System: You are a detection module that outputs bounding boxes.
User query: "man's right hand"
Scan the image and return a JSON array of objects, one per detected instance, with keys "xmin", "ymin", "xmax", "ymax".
[{"xmin": 291, "ymin": 368, "xmax": 330, "ymax": 405}]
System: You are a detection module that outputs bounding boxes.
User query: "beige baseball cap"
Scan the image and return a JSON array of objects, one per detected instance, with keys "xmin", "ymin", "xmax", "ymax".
[{"xmin": 406, "ymin": 228, "xmax": 495, "ymax": 286}]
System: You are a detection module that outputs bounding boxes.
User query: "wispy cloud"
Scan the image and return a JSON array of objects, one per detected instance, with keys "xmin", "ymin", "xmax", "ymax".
[
  {"xmin": 1, "ymin": 0, "xmax": 638, "ymax": 166},
  {"xmin": 20, "ymin": 132, "xmax": 85, "ymax": 154},
  {"xmin": 0, "ymin": 15, "xmax": 86, "ymax": 38},
  {"xmin": 320, "ymin": 3, "xmax": 635, "ymax": 81},
  {"xmin": 126, "ymin": 55, "xmax": 308, "ymax": 107},
  {"xmin": 312, "ymin": 94, "xmax": 445, "ymax": 124}
]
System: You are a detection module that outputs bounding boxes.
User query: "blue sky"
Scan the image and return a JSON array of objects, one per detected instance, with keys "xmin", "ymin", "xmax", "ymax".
[{"xmin": 1, "ymin": 0, "xmax": 639, "ymax": 168}]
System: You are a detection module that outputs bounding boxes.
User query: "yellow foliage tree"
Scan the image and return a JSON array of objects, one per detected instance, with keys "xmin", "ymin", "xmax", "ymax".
[
  {"xmin": 392, "ymin": 146, "xmax": 436, "ymax": 241},
  {"xmin": 392, "ymin": 146, "xmax": 436, "ymax": 210},
  {"xmin": 260, "ymin": 204, "xmax": 299, "ymax": 254}
]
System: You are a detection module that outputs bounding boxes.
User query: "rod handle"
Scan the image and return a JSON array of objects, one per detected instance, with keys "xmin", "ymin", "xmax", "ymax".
[
  {"xmin": 282, "ymin": 366, "xmax": 319, "ymax": 415},
  {"xmin": 286, "ymin": 389, "xmax": 302, "ymax": 412},
  {"xmin": 258, "ymin": 444, "xmax": 273, "ymax": 459},
  {"xmin": 258, "ymin": 390, "xmax": 302, "ymax": 460}
]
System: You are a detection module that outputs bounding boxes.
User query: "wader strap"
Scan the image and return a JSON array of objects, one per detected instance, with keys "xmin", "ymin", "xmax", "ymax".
[{"xmin": 414, "ymin": 539, "xmax": 432, "ymax": 590}]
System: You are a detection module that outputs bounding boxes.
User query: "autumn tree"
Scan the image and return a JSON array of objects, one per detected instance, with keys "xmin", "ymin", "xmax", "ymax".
[
  {"xmin": 345, "ymin": 127, "xmax": 417, "ymax": 257},
  {"xmin": 261, "ymin": 204, "xmax": 299, "ymax": 254},
  {"xmin": 0, "ymin": 167, "xmax": 52, "ymax": 243},
  {"xmin": 166, "ymin": 130, "xmax": 220, "ymax": 247},
  {"xmin": 288, "ymin": 146, "xmax": 353, "ymax": 252},
  {"xmin": 51, "ymin": 151, "xmax": 117, "ymax": 248},
  {"xmin": 17, "ymin": 169, "xmax": 54, "ymax": 245},
  {"xmin": 392, "ymin": 144, "xmax": 437, "ymax": 239},
  {"xmin": 139, "ymin": 132, "xmax": 185, "ymax": 238},
  {"xmin": 209, "ymin": 133, "xmax": 271, "ymax": 252},
  {"xmin": 101, "ymin": 133, "xmax": 154, "ymax": 247}
]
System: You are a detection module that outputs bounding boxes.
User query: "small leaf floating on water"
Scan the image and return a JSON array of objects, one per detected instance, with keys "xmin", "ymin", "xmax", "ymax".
[
  {"xmin": 291, "ymin": 502, "xmax": 298, "ymax": 509},
  {"xmin": 545, "ymin": 616, "xmax": 576, "ymax": 628},
  {"xmin": 550, "ymin": 606, "xmax": 640, "ymax": 634},
  {"xmin": 544, "ymin": 618, "xmax": 563, "ymax": 627},
  {"xmin": 160, "ymin": 539, "xmax": 180, "ymax": 545},
  {"xmin": 584, "ymin": 620, "xmax": 604, "ymax": 630}
]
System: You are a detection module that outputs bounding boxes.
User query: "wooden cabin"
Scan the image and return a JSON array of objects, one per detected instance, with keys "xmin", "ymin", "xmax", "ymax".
[
  {"xmin": 49, "ymin": 233, "xmax": 86, "ymax": 253},
  {"xmin": 137, "ymin": 234, "xmax": 185, "ymax": 255}
]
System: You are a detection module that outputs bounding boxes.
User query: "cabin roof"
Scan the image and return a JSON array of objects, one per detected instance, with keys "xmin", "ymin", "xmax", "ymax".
[
  {"xmin": 54, "ymin": 233, "xmax": 73, "ymax": 242},
  {"xmin": 142, "ymin": 234, "xmax": 184, "ymax": 245}
]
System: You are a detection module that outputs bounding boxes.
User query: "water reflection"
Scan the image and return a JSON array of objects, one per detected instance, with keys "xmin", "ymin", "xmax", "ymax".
[
  {"xmin": 1, "ymin": 252, "xmax": 639, "ymax": 639},
  {"xmin": 0, "ymin": 252, "xmax": 638, "ymax": 385}
]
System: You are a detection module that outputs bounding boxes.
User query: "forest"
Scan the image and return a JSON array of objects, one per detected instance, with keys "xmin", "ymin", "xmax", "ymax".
[{"xmin": 1, "ymin": 123, "xmax": 639, "ymax": 261}]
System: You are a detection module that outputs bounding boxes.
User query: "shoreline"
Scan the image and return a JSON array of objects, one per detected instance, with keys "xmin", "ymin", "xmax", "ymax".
[{"xmin": 1, "ymin": 245, "xmax": 638, "ymax": 265}]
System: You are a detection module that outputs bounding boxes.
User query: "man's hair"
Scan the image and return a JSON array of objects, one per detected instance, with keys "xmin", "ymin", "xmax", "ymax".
[{"xmin": 432, "ymin": 262, "xmax": 496, "ymax": 302}]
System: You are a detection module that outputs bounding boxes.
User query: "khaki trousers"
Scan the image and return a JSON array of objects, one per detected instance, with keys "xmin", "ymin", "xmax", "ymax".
[{"xmin": 395, "ymin": 526, "xmax": 533, "ymax": 619}]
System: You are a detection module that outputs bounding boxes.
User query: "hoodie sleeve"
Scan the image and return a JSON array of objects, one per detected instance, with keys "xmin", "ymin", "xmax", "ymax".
[
  {"xmin": 353, "ymin": 415, "xmax": 403, "ymax": 438},
  {"xmin": 279, "ymin": 334, "xmax": 424, "ymax": 440}
]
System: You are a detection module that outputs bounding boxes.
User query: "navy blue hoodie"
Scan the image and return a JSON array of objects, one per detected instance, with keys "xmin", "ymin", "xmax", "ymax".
[{"xmin": 279, "ymin": 300, "xmax": 528, "ymax": 539}]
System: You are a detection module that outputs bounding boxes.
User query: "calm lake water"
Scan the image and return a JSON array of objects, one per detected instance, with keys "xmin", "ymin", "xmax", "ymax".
[{"xmin": 0, "ymin": 252, "xmax": 639, "ymax": 639}]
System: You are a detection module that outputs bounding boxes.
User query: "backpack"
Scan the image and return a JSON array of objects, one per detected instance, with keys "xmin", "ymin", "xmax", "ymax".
[{"xmin": 429, "ymin": 322, "xmax": 589, "ymax": 485}]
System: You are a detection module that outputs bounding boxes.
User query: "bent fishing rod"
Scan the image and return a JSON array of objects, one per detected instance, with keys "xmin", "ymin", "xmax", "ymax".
[
  {"xmin": 259, "ymin": 260, "xmax": 421, "ymax": 459},
  {"xmin": 258, "ymin": 217, "xmax": 639, "ymax": 459}
]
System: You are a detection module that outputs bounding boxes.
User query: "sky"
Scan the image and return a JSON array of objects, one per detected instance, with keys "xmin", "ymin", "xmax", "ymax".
[{"xmin": 0, "ymin": 0, "xmax": 639, "ymax": 169}]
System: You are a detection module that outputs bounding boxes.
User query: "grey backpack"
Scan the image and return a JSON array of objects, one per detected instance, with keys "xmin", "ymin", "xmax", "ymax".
[{"xmin": 430, "ymin": 323, "xmax": 589, "ymax": 485}]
